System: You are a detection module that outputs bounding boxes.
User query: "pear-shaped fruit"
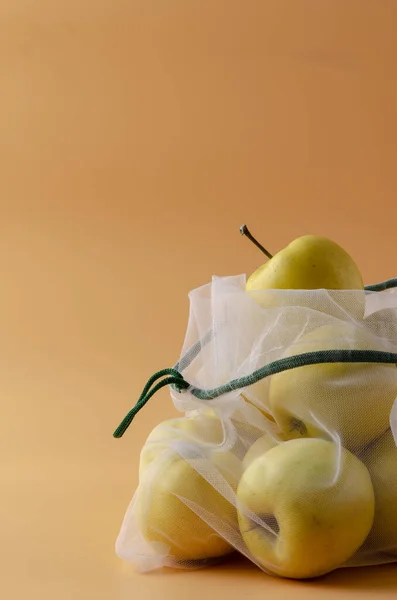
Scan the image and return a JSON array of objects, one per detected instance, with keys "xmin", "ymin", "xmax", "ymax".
[
  {"xmin": 268, "ymin": 321, "xmax": 397, "ymax": 451},
  {"xmin": 237, "ymin": 438, "xmax": 375, "ymax": 579}
]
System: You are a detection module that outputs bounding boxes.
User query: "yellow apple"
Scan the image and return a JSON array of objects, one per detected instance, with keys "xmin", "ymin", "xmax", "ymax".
[
  {"xmin": 364, "ymin": 307, "xmax": 397, "ymax": 346},
  {"xmin": 361, "ymin": 428, "xmax": 397, "ymax": 556},
  {"xmin": 268, "ymin": 321, "xmax": 397, "ymax": 451},
  {"xmin": 245, "ymin": 234, "xmax": 365, "ymax": 318},
  {"xmin": 246, "ymin": 235, "xmax": 363, "ymax": 292},
  {"xmin": 136, "ymin": 444, "xmax": 242, "ymax": 562},
  {"xmin": 139, "ymin": 413, "xmax": 225, "ymax": 478},
  {"xmin": 242, "ymin": 433, "xmax": 280, "ymax": 471},
  {"xmin": 237, "ymin": 438, "xmax": 375, "ymax": 579}
]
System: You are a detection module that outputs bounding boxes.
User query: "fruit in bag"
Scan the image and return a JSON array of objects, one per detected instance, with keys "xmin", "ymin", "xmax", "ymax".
[
  {"xmin": 136, "ymin": 415, "xmax": 242, "ymax": 562},
  {"xmin": 268, "ymin": 321, "xmax": 397, "ymax": 451},
  {"xmin": 237, "ymin": 438, "xmax": 375, "ymax": 579},
  {"xmin": 362, "ymin": 429, "xmax": 397, "ymax": 557},
  {"xmin": 113, "ymin": 232, "xmax": 397, "ymax": 577},
  {"xmin": 139, "ymin": 413, "xmax": 225, "ymax": 477},
  {"xmin": 242, "ymin": 433, "xmax": 280, "ymax": 470}
]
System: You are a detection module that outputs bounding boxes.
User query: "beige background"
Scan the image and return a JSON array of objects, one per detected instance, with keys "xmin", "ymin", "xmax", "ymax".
[{"xmin": 2, "ymin": 1, "xmax": 397, "ymax": 598}]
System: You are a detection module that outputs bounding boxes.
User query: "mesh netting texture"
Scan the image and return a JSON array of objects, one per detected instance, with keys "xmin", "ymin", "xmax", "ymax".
[{"xmin": 114, "ymin": 274, "xmax": 397, "ymax": 579}]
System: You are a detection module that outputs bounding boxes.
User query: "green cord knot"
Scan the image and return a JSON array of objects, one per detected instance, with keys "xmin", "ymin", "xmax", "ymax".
[
  {"xmin": 113, "ymin": 368, "xmax": 189, "ymax": 438},
  {"xmin": 113, "ymin": 349, "xmax": 397, "ymax": 438}
]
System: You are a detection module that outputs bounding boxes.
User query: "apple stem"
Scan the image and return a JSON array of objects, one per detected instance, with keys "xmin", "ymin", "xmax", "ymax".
[{"xmin": 240, "ymin": 224, "xmax": 273, "ymax": 259}]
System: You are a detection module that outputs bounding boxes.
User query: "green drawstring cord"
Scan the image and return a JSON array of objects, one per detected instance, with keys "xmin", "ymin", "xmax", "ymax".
[
  {"xmin": 113, "ymin": 349, "xmax": 397, "ymax": 438},
  {"xmin": 364, "ymin": 278, "xmax": 397, "ymax": 292},
  {"xmin": 113, "ymin": 369, "xmax": 189, "ymax": 438},
  {"xmin": 113, "ymin": 277, "xmax": 397, "ymax": 438}
]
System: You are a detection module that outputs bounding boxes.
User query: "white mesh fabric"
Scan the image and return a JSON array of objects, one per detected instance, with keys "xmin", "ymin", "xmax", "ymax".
[{"xmin": 116, "ymin": 275, "xmax": 397, "ymax": 578}]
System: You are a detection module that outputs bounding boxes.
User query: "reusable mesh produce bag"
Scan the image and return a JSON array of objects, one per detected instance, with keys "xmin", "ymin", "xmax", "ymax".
[{"xmin": 114, "ymin": 274, "xmax": 397, "ymax": 579}]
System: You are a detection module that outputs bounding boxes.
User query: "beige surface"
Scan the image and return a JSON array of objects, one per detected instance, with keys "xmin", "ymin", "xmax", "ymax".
[{"xmin": 2, "ymin": 1, "xmax": 397, "ymax": 598}]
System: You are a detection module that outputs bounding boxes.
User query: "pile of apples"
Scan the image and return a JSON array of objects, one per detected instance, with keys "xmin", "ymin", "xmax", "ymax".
[{"xmin": 125, "ymin": 231, "xmax": 397, "ymax": 580}]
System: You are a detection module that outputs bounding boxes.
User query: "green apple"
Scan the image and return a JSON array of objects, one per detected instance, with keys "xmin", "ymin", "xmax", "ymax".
[
  {"xmin": 268, "ymin": 321, "xmax": 397, "ymax": 451},
  {"xmin": 361, "ymin": 429, "xmax": 397, "ymax": 556},
  {"xmin": 136, "ymin": 444, "xmax": 242, "ymax": 562},
  {"xmin": 237, "ymin": 438, "xmax": 375, "ymax": 579}
]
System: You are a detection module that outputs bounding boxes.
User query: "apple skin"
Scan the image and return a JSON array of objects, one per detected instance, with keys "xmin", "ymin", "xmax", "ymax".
[
  {"xmin": 360, "ymin": 428, "xmax": 397, "ymax": 557},
  {"xmin": 268, "ymin": 322, "xmax": 397, "ymax": 452},
  {"xmin": 242, "ymin": 433, "xmax": 286, "ymax": 471},
  {"xmin": 246, "ymin": 235, "xmax": 364, "ymax": 292},
  {"xmin": 138, "ymin": 414, "xmax": 225, "ymax": 479},
  {"xmin": 136, "ymin": 447, "xmax": 242, "ymax": 562},
  {"xmin": 364, "ymin": 307, "xmax": 397, "ymax": 346},
  {"xmin": 136, "ymin": 414, "xmax": 243, "ymax": 562},
  {"xmin": 245, "ymin": 235, "xmax": 365, "ymax": 319},
  {"xmin": 237, "ymin": 438, "xmax": 375, "ymax": 579}
]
